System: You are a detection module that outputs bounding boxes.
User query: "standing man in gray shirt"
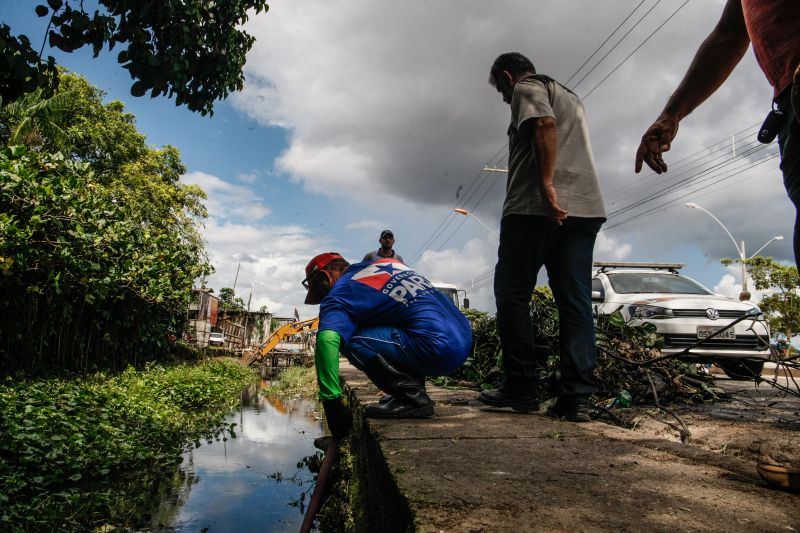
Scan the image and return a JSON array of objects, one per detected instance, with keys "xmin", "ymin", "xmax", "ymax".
[
  {"xmin": 362, "ymin": 229, "xmax": 405, "ymax": 263},
  {"xmin": 478, "ymin": 52, "xmax": 606, "ymax": 422}
]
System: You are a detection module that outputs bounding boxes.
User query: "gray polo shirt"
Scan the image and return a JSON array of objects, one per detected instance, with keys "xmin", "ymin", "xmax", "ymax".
[
  {"xmin": 361, "ymin": 250, "xmax": 405, "ymax": 263},
  {"xmin": 504, "ymin": 77, "xmax": 606, "ymax": 219}
]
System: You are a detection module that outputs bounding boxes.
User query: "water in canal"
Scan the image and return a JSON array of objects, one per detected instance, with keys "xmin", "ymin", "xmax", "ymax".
[{"xmin": 146, "ymin": 382, "xmax": 323, "ymax": 532}]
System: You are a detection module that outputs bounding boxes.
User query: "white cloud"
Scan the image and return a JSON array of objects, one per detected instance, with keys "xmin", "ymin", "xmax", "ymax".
[
  {"xmin": 237, "ymin": 172, "xmax": 258, "ymax": 184},
  {"xmin": 595, "ymin": 232, "xmax": 632, "ymax": 262},
  {"xmin": 201, "ymin": 218, "xmax": 330, "ymax": 317},
  {"xmin": 182, "ymin": 171, "xmax": 271, "ymax": 222},
  {"xmin": 712, "ymin": 265, "xmax": 765, "ymax": 303},
  {"xmin": 192, "ymin": 0, "xmax": 800, "ymax": 319},
  {"xmin": 232, "ymin": 0, "xmax": 793, "ymax": 269},
  {"xmin": 345, "ymin": 219, "xmax": 386, "ymax": 231},
  {"xmin": 416, "ymin": 236, "xmax": 497, "ymax": 311},
  {"xmin": 182, "ymin": 171, "xmax": 332, "ymax": 317}
]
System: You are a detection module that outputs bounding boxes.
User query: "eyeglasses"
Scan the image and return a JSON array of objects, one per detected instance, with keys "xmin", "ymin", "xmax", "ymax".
[{"xmin": 301, "ymin": 267, "xmax": 321, "ymax": 290}]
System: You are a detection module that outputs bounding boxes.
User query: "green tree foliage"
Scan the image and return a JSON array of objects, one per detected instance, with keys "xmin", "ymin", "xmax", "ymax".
[
  {"xmin": 725, "ymin": 256, "xmax": 800, "ymax": 340},
  {"xmin": 218, "ymin": 287, "xmax": 246, "ymax": 312},
  {"xmin": 0, "ymin": 75, "xmax": 212, "ymax": 372},
  {"xmin": 2, "ymin": 0, "xmax": 270, "ymax": 115},
  {"xmin": 0, "ymin": 24, "xmax": 59, "ymax": 104},
  {"xmin": 0, "ymin": 87, "xmax": 75, "ymax": 149}
]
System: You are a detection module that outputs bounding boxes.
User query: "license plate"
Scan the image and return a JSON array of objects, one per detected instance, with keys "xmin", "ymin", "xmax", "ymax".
[{"xmin": 697, "ymin": 326, "xmax": 736, "ymax": 340}]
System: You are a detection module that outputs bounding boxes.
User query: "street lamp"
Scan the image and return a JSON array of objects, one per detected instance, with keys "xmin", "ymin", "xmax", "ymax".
[
  {"xmin": 685, "ymin": 202, "xmax": 783, "ymax": 301},
  {"xmin": 750, "ymin": 235, "xmax": 784, "ymax": 257},
  {"xmin": 453, "ymin": 208, "xmax": 499, "ymax": 240}
]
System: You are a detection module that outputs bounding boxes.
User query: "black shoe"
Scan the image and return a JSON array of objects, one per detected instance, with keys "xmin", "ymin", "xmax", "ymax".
[
  {"xmin": 546, "ymin": 397, "xmax": 591, "ymax": 422},
  {"xmin": 366, "ymin": 397, "xmax": 434, "ymax": 419},
  {"xmin": 478, "ymin": 385, "xmax": 539, "ymax": 413}
]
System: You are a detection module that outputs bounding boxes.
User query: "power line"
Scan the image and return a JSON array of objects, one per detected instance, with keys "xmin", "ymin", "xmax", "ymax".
[
  {"xmin": 412, "ymin": 155, "xmax": 503, "ymax": 259},
  {"xmin": 570, "ymin": 0, "xmax": 665, "ymax": 91},
  {"xmin": 433, "ymin": 171, "xmax": 504, "ymax": 253},
  {"xmin": 582, "ymin": 0, "xmax": 692, "ymax": 100},
  {"xmin": 564, "ymin": 0, "xmax": 650, "ymax": 87},
  {"xmin": 406, "ymin": 145, "xmax": 506, "ymax": 264},
  {"xmin": 602, "ymin": 150, "xmax": 780, "ymax": 231},
  {"xmin": 607, "ymin": 142, "xmax": 771, "ymax": 219},
  {"xmin": 603, "ymin": 122, "xmax": 760, "ymax": 203}
]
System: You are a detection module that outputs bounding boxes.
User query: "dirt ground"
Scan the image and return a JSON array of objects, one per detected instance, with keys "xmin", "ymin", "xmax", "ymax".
[{"xmin": 616, "ymin": 371, "xmax": 800, "ymax": 467}]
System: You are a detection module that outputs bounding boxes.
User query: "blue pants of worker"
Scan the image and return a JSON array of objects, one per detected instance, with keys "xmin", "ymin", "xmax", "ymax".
[
  {"xmin": 341, "ymin": 326, "xmax": 450, "ymax": 377},
  {"xmin": 494, "ymin": 214, "xmax": 604, "ymax": 400}
]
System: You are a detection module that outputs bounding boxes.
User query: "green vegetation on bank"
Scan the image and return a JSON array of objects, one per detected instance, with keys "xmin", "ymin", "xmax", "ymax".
[
  {"xmin": 265, "ymin": 366, "xmax": 319, "ymax": 400},
  {"xmin": 0, "ymin": 359, "xmax": 258, "ymax": 530}
]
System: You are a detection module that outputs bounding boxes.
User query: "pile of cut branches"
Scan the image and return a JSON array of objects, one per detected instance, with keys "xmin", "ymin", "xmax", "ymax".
[{"xmin": 446, "ymin": 287, "xmax": 724, "ymax": 406}]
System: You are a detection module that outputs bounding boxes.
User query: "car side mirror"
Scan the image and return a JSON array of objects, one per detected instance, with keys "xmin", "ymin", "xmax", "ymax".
[
  {"xmin": 591, "ymin": 290, "xmax": 603, "ymax": 302},
  {"xmin": 462, "ymin": 297, "xmax": 470, "ymax": 309}
]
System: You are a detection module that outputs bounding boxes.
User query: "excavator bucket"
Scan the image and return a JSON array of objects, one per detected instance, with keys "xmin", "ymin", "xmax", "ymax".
[{"xmin": 240, "ymin": 350, "xmax": 258, "ymax": 366}]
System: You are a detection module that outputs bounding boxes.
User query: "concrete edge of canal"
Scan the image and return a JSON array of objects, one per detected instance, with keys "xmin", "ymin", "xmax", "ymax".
[{"xmin": 337, "ymin": 358, "xmax": 800, "ymax": 533}]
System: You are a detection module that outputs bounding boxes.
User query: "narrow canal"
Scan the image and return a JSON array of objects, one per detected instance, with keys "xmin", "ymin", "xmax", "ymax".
[{"xmin": 146, "ymin": 381, "xmax": 323, "ymax": 532}]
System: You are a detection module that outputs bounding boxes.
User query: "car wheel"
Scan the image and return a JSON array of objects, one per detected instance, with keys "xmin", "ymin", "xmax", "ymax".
[{"xmin": 717, "ymin": 360, "xmax": 765, "ymax": 380}]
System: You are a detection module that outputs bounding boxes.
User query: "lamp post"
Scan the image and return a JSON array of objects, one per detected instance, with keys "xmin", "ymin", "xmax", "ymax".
[
  {"xmin": 685, "ymin": 202, "xmax": 783, "ymax": 301},
  {"xmin": 453, "ymin": 208, "xmax": 499, "ymax": 240}
]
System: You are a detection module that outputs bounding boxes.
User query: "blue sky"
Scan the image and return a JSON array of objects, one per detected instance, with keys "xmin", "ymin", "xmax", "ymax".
[{"xmin": 4, "ymin": 0, "xmax": 793, "ymax": 317}]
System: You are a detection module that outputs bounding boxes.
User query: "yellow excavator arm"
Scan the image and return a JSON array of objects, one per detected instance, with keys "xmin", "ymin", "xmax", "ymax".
[{"xmin": 241, "ymin": 317, "xmax": 319, "ymax": 366}]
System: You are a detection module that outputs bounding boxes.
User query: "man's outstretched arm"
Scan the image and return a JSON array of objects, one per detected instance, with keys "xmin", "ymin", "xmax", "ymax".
[{"xmin": 635, "ymin": 0, "xmax": 750, "ymax": 174}]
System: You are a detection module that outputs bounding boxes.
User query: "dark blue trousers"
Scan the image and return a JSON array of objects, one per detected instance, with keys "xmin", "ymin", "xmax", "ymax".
[
  {"xmin": 777, "ymin": 86, "xmax": 800, "ymax": 271},
  {"xmin": 494, "ymin": 214, "xmax": 604, "ymax": 399}
]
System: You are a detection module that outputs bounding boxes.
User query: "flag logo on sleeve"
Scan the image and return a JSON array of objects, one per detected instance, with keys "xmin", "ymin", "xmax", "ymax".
[
  {"xmin": 352, "ymin": 259, "xmax": 436, "ymax": 305},
  {"xmin": 352, "ymin": 259, "xmax": 411, "ymax": 290}
]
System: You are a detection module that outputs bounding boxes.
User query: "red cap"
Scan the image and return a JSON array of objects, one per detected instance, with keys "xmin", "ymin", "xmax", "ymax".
[{"xmin": 303, "ymin": 252, "xmax": 344, "ymax": 304}]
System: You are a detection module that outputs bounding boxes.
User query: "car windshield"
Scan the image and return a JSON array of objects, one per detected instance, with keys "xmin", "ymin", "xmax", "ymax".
[{"xmin": 606, "ymin": 272, "xmax": 711, "ymax": 295}]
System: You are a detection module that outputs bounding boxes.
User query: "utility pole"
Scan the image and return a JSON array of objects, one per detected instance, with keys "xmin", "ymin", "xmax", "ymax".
[
  {"xmin": 739, "ymin": 240, "xmax": 749, "ymax": 301},
  {"xmin": 232, "ymin": 262, "xmax": 241, "ymax": 292},
  {"xmin": 242, "ymin": 291, "xmax": 252, "ymax": 349}
]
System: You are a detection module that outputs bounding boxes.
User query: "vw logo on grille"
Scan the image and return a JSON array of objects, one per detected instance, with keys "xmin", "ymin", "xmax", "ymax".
[{"xmin": 706, "ymin": 308, "xmax": 720, "ymax": 320}]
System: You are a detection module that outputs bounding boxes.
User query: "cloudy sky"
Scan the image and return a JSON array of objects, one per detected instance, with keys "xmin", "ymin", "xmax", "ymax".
[{"xmin": 5, "ymin": 0, "xmax": 792, "ymax": 317}]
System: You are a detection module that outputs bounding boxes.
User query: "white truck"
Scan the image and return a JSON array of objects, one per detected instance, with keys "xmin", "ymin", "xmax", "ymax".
[{"xmin": 432, "ymin": 282, "xmax": 469, "ymax": 309}]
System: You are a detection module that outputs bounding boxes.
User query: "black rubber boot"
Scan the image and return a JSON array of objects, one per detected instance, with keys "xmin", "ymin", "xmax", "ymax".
[
  {"xmin": 363, "ymin": 355, "xmax": 434, "ymax": 419},
  {"xmin": 378, "ymin": 378, "xmax": 426, "ymax": 404}
]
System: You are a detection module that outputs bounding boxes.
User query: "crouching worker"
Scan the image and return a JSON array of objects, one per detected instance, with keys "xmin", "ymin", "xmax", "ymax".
[{"xmin": 303, "ymin": 252, "xmax": 472, "ymax": 436}]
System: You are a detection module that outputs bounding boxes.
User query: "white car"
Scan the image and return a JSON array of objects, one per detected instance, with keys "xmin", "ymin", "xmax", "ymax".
[
  {"xmin": 208, "ymin": 331, "xmax": 225, "ymax": 347},
  {"xmin": 592, "ymin": 262, "xmax": 770, "ymax": 378}
]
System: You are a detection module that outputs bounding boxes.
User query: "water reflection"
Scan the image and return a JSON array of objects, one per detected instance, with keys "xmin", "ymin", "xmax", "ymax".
[{"xmin": 149, "ymin": 382, "xmax": 323, "ymax": 532}]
